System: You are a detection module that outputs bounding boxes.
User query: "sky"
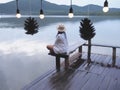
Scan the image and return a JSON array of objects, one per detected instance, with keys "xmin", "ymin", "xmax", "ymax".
[{"xmin": 0, "ymin": 0, "xmax": 120, "ymax": 8}]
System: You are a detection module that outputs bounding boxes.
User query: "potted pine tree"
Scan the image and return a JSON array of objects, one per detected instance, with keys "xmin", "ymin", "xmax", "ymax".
[
  {"xmin": 24, "ymin": 17, "xmax": 39, "ymax": 35},
  {"xmin": 79, "ymin": 18, "xmax": 96, "ymax": 64}
]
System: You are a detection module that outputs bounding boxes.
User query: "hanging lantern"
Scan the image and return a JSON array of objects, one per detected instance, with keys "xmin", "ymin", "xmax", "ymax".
[
  {"xmin": 24, "ymin": 17, "xmax": 39, "ymax": 35},
  {"xmin": 39, "ymin": 9, "xmax": 44, "ymax": 19},
  {"xmin": 68, "ymin": 0, "xmax": 74, "ymax": 18},
  {"xmin": 39, "ymin": 0, "xmax": 44, "ymax": 19},
  {"xmin": 16, "ymin": 9, "xmax": 21, "ymax": 18},
  {"xmin": 68, "ymin": 7, "xmax": 74, "ymax": 18},
  {"xmin": 16, "ymin": 0, "xmax": 21, "ymax": 18},
  {"xmin": 103, "ymin": 0, "xmax": 109, "ymax": 13}
]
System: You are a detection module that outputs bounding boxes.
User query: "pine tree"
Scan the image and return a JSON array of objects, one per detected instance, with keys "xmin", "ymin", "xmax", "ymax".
[
  {"xmin": 79, "ymin": 18, "xmax": 96, "ymax": 64},
  {"xmin": 24, "ymin": 17, "xmax": 39, "ymax": 35}
]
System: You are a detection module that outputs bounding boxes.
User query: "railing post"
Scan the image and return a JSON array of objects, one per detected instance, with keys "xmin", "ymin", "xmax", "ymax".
[
  {"xmin": 56, "ymin": 56, "xmax": 60, "ymax": 71},
  {"xmin": 112, "ymin": 47, "xmax": 116, "ymax": 67},
  {"xmin": 79, "ymin": 45, "xmax": 82, "ymax": 59}
]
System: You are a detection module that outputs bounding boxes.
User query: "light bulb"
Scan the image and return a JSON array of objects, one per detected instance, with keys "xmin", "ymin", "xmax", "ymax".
[
  {"xmin": 39, "ymin": 14, "xmax": 44, "ymax": 19},
  {"xmin": 16, "ymin": 13, "xmax": 21, "ymax": 18},
  {"xmin": 16, "ymin": 9, "xmax": 21, "ymax": 18},
  {"xmin": 68, "ymin": 13, "xmax": 74, "ymax": 18},
  {"xmin": 68, "ymin": 7, "xmax": 74, "ymax": 18},
  {"xmin": 103, "ymin": 0, "xmax": 109, "ymax": 13},
  {"xmin": 103, "ymin": 7, "xmax": 109, "ymax": 13},
  {"xmin": 39, "ymin": 9, "xmax": 44, "ymax": 19}
]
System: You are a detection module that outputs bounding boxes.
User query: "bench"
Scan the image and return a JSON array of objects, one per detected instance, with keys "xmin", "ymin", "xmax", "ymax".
[{"xmin": 48, "ymin": 42, "xmax": 85, "ymax": 71}]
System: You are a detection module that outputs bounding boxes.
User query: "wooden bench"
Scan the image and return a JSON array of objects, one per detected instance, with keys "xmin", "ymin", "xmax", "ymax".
[{"xmin": 48, "ymin": 42, "xmax": 84, "ymax": 71}]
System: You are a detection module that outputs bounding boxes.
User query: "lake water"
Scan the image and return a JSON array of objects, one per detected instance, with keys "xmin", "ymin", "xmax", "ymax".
[{"xmin": 0, "ymin": 15, "xmax": 120, "ymax": 90}]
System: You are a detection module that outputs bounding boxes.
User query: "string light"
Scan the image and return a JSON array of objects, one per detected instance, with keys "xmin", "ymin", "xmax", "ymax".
[
  {"xmin": 39, "ymin": 0, "xmax": 44, "ymax": 19},
  {"xmin": 103, "ymin": 0, "xmax": 109, "ymax": 13},
  {"xmin": 68, "ymin": 0, "xmax": 74, "ymax": 18},
  {"xmin": 16, "ymin": 0, "xmax": 21, "ymax": 18},
  {"xmin": 39, "ymin": 9, "xmax": 44, "ymax": 19},
  {"xmin": 16, "ymin": 9, "xmax": 21, "ymax": 18}
]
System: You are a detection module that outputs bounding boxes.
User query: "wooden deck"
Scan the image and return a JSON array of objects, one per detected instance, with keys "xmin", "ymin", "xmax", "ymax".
[{"xmin": 23, "ymin": 52, "xmax": 120, "ymax": 90}]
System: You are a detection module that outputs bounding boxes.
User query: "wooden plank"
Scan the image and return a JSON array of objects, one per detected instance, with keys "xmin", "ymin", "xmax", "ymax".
[
  {"xmin": 117, "ymin": 78, "xmax": 120, "ymax": 90},
  {"xmin": 98, "ymin": 76, "xmax": 111, "ymax": 90},
  {"xmin": 90, "ymin": 63, "xmax": 105, "ymax": 75},
  {"xmin": 90, "ymin": 55, "xmax": 107, "ymax": 75},
  {"xmin": 113, "ymin": 68, "xmax": 120, "ymax": 80},
  {"xmin": 101, "ymin": 67, "xmax": 120, "ymax": 89},
  {"xmin": 67, "ymin": 72, "xmax": 92, "ymax": 90},
  {"xmin": 24, "ymin": 71, "xmax": 56, "ymax": 90},
  {"xmin": 101, "ymin": 67, "xmax": 111, "ymax": 78},
  {"xmin": 109, "ymin": 69, "xmax": 120, "ymax": 89},
  {"xmin": 107, "ymin": 78, "xmax": 120, "ymax": 90},
  {"xmin": 51, "ymin": 70, "xmax": 83, "ymax": 90},
  {"xmin": 23, "ymin": 70, "xmax": 55, "ymax": 90},
  {"xmin": 84, "ymin": 43, "xmax": 120, "ymax": 48},
  {"xmin": 91, "ymin": 53, "xmax": 99, "ymax": 62},
  {"xmin": 30, "ymin": 69, "xmax": 76, "ymax": 90},
  {"xmin": 68, "ymin": 42, "xmax": 85, "ymax": 54},
  {"xmin": 95, "ymin": 54, "xmax": 107, "ymax": 64},
  {"xmin": 92, "ymin": 54, "xmax": 102, "ymax": 63},
  {"xmin": 106, "ymin": 68, "xmax": 120, "ymax": 80},
  {"xmin": 115, "ymin": 56, "xmax": 120, "ymax": 67},
  {"xmin": 81, "ymin": 73, "xmax": 104, "ymax": 90},
  {"xmin": 78, "ymin": 53, "xmax": 97, "ymax": 71},
  {"xmin": 64, "ymin": 71, "xmax": 86, "ymax": 90},
  {"xmin": 48, "ymin": 53, "xmax": 68, "ymax": 58},
  {"xmin": 78, "ymin": 54, "xmax": 104, "ymax": 73},
  {"xmin": 102, "ymin": 56, "xmax": 111, "ymax": 66},
  {"xmin": 48, "ymin": 70, "xmax": 79, "ymax": 90}
]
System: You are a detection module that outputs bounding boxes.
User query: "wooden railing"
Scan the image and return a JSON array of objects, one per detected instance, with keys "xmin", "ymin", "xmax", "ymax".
[
  {"xmin": 49, "ymin": 43, "xmax": 120, "ymax": 71},
  {"xmin": 83, "ymin": 43, "xmax": 120, "ymax": 66}
]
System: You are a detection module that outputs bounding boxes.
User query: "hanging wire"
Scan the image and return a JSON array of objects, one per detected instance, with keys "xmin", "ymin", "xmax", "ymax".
[
  {"xmin": 29, "ymin": 0, "xmax": 32, "ymax": 17},
  {"xmin": 87, "ymin": 5, "xmax": 90, "ymax": 18},
  {"xmin": 70, "ymin": 0, "xmax": 72, "ymax": 7},
  {"xmin": 16, "ymin": 0, "xmax": 18, "ymax": 10},
  {"xmin": 41, "ymin": 0, "xmax": 42, "ymax": 9},
  {"xmin": 68, "ymin": 0, "xmax": 74, "ymax": 18}
]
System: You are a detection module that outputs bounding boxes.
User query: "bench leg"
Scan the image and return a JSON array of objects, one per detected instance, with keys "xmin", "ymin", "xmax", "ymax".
[
  {"xmin": 65, "ymin": 57, "xmax": 69, "ymax": 70},
  {"xmin": 56, "ymin": 56, "xmax": 60, "ymax": 71}
]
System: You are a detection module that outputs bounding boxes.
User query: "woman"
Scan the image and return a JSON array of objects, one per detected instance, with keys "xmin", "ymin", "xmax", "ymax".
[{"xmin": 47, "ymin": 24, "xmax": 68, "ymax": 54}]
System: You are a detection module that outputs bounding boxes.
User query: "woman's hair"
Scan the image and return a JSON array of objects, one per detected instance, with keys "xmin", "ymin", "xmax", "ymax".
[{"xmin": 56, "ymin": 31, "xmax": 67, "ymax": 39}]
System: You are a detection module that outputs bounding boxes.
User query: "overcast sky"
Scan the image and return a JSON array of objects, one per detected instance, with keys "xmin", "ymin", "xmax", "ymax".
[{"xmin": 0, "ymin": 0, "xmax": 120, "ymax": 8}]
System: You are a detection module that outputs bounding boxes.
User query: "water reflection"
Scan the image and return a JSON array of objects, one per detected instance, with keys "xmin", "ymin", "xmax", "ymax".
[
  {"xmin": 1, "ymin": 15, "xmax": 120, "ymax": 28},
  {"xmin": 0, "ymin": 16, "xmax": 120, "ymax": 90},
  {"xmin": 0, "ymin": 70, "xmax": 9, "ymax": 90}
]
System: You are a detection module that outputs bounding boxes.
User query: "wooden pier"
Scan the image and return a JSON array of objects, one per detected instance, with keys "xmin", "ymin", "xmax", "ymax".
[{"xmin": 23, "ymin": 52, "xmax": 120, "ymax": 90}]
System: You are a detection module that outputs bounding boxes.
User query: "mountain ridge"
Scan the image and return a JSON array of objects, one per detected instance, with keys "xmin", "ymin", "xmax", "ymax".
[{"xmin": 0, "ymin": 0, "xmax": 120, "ymax": 15}]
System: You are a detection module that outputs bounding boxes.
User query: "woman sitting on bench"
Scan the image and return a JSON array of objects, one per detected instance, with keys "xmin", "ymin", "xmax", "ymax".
[{"xmin": 47, "ymin": 24, "xmax": 68, "ymax": 55}]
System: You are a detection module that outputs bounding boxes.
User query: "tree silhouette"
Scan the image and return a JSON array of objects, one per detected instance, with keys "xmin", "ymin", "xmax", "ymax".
[
  {"xmin": 24, "ymin": 17, "xmax": 39, "ymax": 35},
  {"xmin": 79, "ymin": 18, "xmax": 96, "ymax": 64}
]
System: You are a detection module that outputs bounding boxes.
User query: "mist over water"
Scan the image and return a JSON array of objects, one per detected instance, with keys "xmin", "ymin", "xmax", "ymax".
[{"xmin": 0, "ymin": 16, "xmax": 120, "ymax": 90}]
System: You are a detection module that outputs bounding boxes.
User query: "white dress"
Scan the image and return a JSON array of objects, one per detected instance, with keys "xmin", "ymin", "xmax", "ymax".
[{"xmin": 53, "ymin": 33, "xmax": 68, "ymax": 54}]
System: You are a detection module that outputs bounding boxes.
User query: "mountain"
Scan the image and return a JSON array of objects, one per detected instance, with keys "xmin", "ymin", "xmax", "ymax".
[{"xmin": 0, "ymin": 0, "xmax": 120, "ymax": 15}]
